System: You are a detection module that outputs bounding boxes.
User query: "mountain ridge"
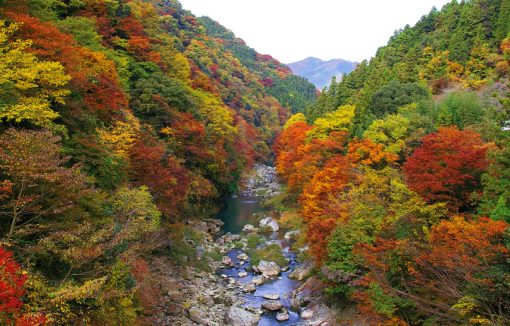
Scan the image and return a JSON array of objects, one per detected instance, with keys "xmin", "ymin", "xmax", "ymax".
[{"xmin": 287, "ymin": 56, "xmax": 357, "ymax": 89}]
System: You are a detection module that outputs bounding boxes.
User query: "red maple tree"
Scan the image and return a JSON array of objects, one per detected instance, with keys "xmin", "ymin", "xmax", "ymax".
[{"xmin": 403, "ymin": 126, "xmax": 489, "ymax": 211}]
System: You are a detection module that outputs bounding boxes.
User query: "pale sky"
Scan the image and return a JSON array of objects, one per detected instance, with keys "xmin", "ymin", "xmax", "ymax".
[{"xmin": 178, "ymin": 0, "xmax": 452, "ymax": 63}]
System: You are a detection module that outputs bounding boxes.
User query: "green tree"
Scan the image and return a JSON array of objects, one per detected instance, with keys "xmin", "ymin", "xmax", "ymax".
[
  {"xmin": 368, "ymin": 81, "xmax": 429, "ymax": 117},
  {"xmin": 480, "ymin": 145, "xmax": 510, "ymax": 222},
  {"xmin": 436, "ymin": 91, "xmax": 484, "ymax": 128},
  {"xmin": 496, "ymin": 0, "xmax": 510, "ymax": 42}
]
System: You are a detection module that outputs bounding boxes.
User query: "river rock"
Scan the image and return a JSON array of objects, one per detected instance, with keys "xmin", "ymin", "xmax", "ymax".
[
  {"xmin": 284, "ymin": 230, "xmax": 301, "ymax": 243},
  {"xmin": 198, "ymin": 293, "xmax": 214, "ymax": 307},
  {"xmin": 290, "ymin": 291, "xmax": 311, "ymax": 311},
  {"xmin": 226, "ymin": 306, "xmax": 261, "ymax": 326},
  {"xmin": 257, "ymin": 260, "xmax": 280, "ymax": 278},
  {"xmin": 238, "ymin": 271, "xmax": 248, "ymax": 278},
  {"xmin": 276, "ymin": 309, "xmax": 290, "ymax": 321},
  {"xmin": 204, "ymin": 218, "xmax": 224, "ymax": 233},
  {"xmin": 261, "ymin": 300, "xmax": 283, "ymax": 311},
  {"xmin": 187, "ymin": 220, "xmax": 208, "ymax": 233},
  {"xmin": 237, "ymin": 252, "xmax": 249, "ymax": 261},
  {"xmin": 242, "ymin": 224, "xmax": 255, "ymax": 232},
  {"xmin": 266, "ymin": 220, "xmax": 279, "ymax": 232},
  {"xmin": 301, "ymin": 308, "xmax": 314, "ymax": 319},
  {"xmin": 259, "ymin": 216, "xmax": 272, "ymax": 227},
  {"xmin": 289, "ymin": 260, "xmax": 313, "ymax": 281},
  {"xmin": 223, "ymin": 232, "xmax": 241, "ymax": 243},
  {"xmin": 251, "ymin": 275, "xmax": 265, "ymax": 285},
  {"xmin": 195, "ymin": 245, "xmax": 205, "ymax": 260},
  {"xmin": 188, "ymin": 307, "xmax": 210, "ymax": 325},
  {"xmin": 222, "ymin": 256, "xmax": 234, "ymax": 267},
  {"xmin": 262, "ymin": 293, "xmax": 279, "ymax": 300},
  {"xmin": 243, "ymin": 283, "xmax": 256, "ymax": 293}
]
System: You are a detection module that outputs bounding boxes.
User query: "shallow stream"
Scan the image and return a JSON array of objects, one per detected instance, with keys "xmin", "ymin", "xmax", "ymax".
[{"xmin": 216, "ymin": 196, "xmax": 302, "ymax": 325}]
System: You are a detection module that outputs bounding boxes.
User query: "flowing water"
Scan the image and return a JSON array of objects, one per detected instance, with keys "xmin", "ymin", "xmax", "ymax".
[{"xmin": 216, "ymin": 196, "xmax": 303, "ymax": 325}]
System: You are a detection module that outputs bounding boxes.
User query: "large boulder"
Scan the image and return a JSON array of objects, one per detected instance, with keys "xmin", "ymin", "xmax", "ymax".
[
  {"xmin": 266, "ymin": 220, "xmax": 279, "ymax": 232},
  {"xmin": 262, "ymin": 293, "xmax": 279, "ymax": 300},
  {"xmin": 224, "ymin": 233, "xmax": 241, "ymax": 243},
  {"xmin": 237, "ymin": 252, "xmax": 249, "ymax": 261},
  {"xmin": 290, "ymin": 289, "xmax": 311, "ymax": 311},
  {"xmin": 259, "ymin": 216, "xmax": 279, "ymax": 232},
  {"xmin": 187, "ymin": 220, "xmax": 208, "ymax": 233},
  {"xmin": 284, "ymin": 230, "xmax": 301, "ymax": 243},
  {"xmin": 261, "ymin": 300, "xmax": 283, "ymax": 311},
  {"xmin": 257, "ymin": 260, "xmax": 280, "ymax": 278},
  {"xmin": 225, "ymin": 306, "xmax": 261, "ymax": 326},
  {"xmin": 301, "ymin": 308, "xmax": 314, "ymax": 319},
  {"xmin": 251, "ymin": 275, "xmax": 265, "ymax": 285},
  {"xmin": 204, "ymin": 218, "xmax": 224, "ymax": 233},
  {"xmin": 243, "ymin": 283, "xmax": 256, "ymax": 293},
  {"xmin": 289, "ymin": 260, "xmax": 313, "ymax": 281}
]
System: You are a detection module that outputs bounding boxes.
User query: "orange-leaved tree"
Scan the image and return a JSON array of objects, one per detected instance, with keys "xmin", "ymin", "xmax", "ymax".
[{"xmin": 299, "ymin": 155, "xmax": 352, "ymax": 263}]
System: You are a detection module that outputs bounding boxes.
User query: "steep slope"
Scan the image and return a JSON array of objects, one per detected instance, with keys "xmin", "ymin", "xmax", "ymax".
[
  {"xmin": 198, "ymin": 16, "xmax": 318, "ymax": 114},
  {"xmin": 274, "ymin": 0, "xmax": 510, "ymax": 324},
  {"xmin": 307, "ymin": 0, "xmax": 510, "ymax": 123},
  {"xmin": 287, "ymin": 57, "xmax": 357, "ymax": 89},
  {"xmin": 0, "ymin": 0, "xmax": 316, "ymax": 324}
]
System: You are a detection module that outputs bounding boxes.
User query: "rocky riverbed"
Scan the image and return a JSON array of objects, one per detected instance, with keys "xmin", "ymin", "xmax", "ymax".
[{"xmin": 152, "ymin": 165, "xmax": 338, "ymax": 325}]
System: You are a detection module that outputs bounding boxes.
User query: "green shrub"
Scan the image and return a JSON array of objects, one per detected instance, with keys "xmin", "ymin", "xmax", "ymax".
[
  {"xmin": 249, "ymin": 243, "xmax": 287, "ymax": 267},
  {"xmin": 247, "ymin": 235, "xmax": 264, "ymax": 249}
]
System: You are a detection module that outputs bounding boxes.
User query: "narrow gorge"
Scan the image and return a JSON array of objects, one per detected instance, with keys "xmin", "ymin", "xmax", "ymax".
[
  {"xmin": 0, "ymin": 0, "xmax": 510, "ymax": 325},
  {"xmin": 155, "ymin": 165, "xmax": 338, "ymax": 325}
]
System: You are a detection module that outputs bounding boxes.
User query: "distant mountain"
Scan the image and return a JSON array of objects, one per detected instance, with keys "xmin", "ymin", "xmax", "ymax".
[{"xmin": 287, "ymin": 57, "xmax": 357, "ymax": 89}]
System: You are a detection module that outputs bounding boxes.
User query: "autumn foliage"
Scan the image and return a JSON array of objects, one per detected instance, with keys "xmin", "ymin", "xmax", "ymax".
[
  {"xmin": 354, "ymin": 216, "xmax": 509, "ymax": 324},
  {"xmin": 275, "ymin": 54, "xmax": 506, "ymax": 324},
  {"xmin": 0, "ymin": 0, "xmax": 319, "ymax": 323},
  {"xmin": 404, "ymin": 126, "xmax": 489, "ymax": 211},
  {"xmin": 129, "ymin": 137, "xmax": 190, "ymax": 218},
  {"xmin": 9, "ymin": 14, "xmax": 128, "ymax": 121},
  {"xmin": 0, "ymin": 247, "xmax": 45, "ymax": 325},
  {"xmin": 299, "ymin": 155, "xmax": 352, "ymax": 262}
]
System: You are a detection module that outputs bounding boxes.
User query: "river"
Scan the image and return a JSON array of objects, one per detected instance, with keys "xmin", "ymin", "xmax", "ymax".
[{"xmin": 216, "ymin": 175, "xmax": 303, "ymax": 325}]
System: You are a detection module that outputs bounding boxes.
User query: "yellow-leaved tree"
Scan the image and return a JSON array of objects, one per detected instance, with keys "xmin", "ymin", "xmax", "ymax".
[
  {"xmin": 195, "ymin": 90, "xmax": 238, "ymax": 141},
  {"xmin": 363, "ymin": 113, "xmax": 411, "ymax": 155},
  {"xmin": 0, "ymin": 20, "xmax": 70, "ymax": 129},
  {"xmin": 283, "ymin": 112, "xmax": 307, "ymax": 129},
  {"xmin": 306, "ymin": 104, "xmax": 355, "ymax": 140},
  {"xmin": 98, "ymin": 110, "xmax": 141, "ymax": 159}
]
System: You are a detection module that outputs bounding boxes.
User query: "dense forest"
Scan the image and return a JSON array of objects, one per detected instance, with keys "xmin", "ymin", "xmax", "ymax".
[
  {"xmin": 2, "ymin": 0, "xmax": 510, "ymax": 325},
  {"xmin": 275, "ymin": 0, "xmax": 510, "ymax": 324},
  {"xmin": 0, "ymin": 0, "xmax": 316, "ymax": 324}
]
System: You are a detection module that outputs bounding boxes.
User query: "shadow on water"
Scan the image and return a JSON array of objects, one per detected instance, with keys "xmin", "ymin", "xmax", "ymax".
[{"xmin": 216, "ymin": 196, "xmax": 264, "ymax": 234}]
